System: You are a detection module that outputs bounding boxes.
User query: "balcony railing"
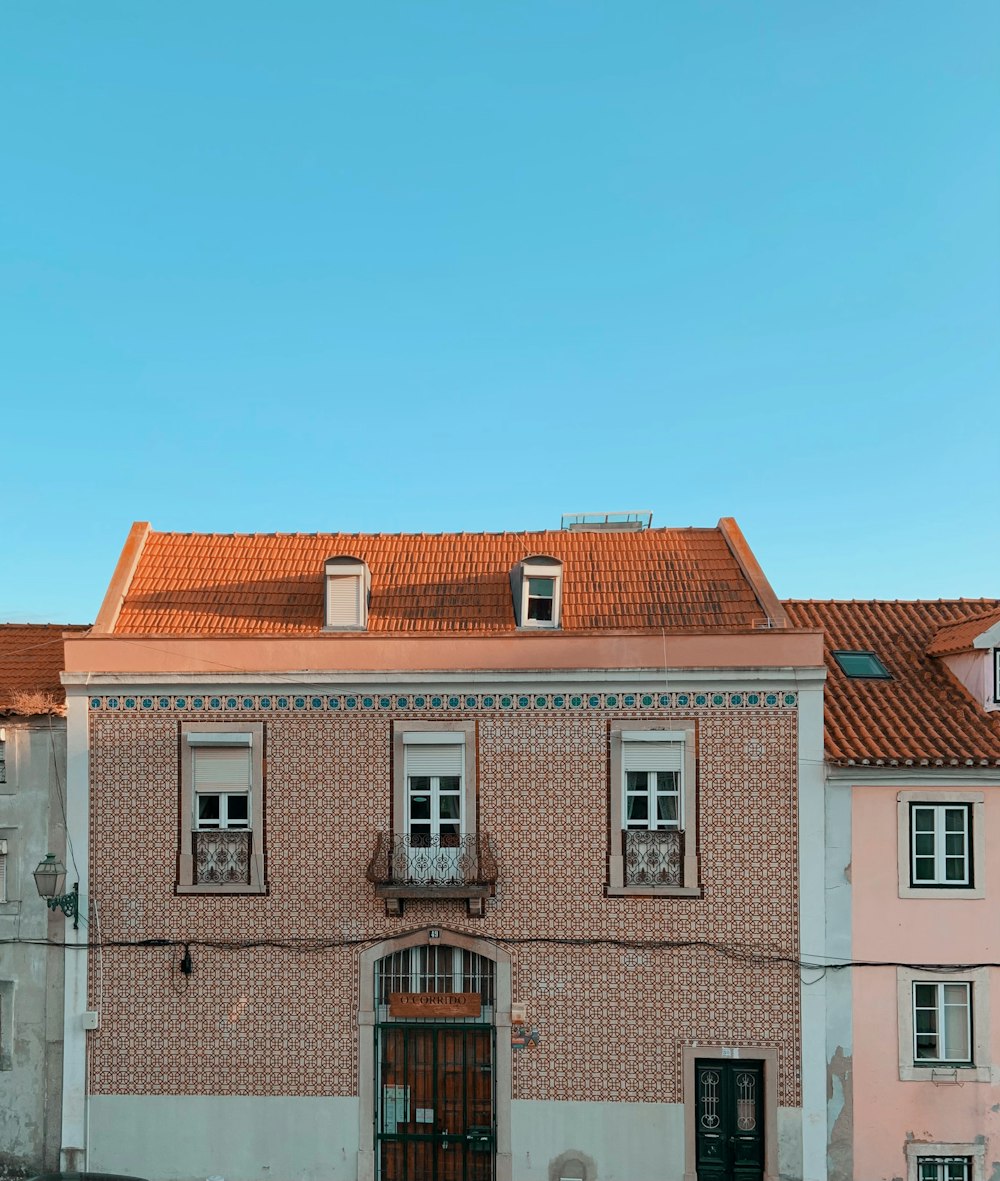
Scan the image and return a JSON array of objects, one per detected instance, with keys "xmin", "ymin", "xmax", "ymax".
[
  {"xmin": 193, "ymin": 829, "xmax": 251, "ymax": 885},
  {"xmin": 367, "ymin": 832, "xmax": 498, "ymax": 915},
  {"xmin": 623, "ymin": 827, "xmax": 683, "ymax": 888}
]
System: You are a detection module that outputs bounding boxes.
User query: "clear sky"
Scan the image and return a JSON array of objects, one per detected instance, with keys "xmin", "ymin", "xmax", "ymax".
[{"xmin": 3, "ymin": 2, "xmax": 998, "ymax": 624}]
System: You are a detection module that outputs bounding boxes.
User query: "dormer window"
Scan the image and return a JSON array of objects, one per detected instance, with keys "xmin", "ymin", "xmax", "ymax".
[
  {"xmin": 512, "ymin": 556, "xmax": 562, "ymax": 629},
  {"xmin": 324, "ymin": 556, "xmax": 370, "ymax": 630}
]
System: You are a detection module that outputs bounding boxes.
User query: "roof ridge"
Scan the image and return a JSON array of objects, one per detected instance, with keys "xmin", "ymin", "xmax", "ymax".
[
  {"xmin": 782, "ymin": 597, "xmax": 1000, "ymax": 607},
  {"xmin": 147, "ymin": 525, "xmax": 720, "ymax": 540}
]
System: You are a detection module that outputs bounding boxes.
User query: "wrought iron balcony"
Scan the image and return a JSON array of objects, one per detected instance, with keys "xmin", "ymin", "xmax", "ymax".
[
  {"xmin": 193, "ymin": 829, "xmax": 251, "ymax": 885},
  {"xmin": 367, "ymin": 832, "xmax": 498, "ymax": 916},
  {"xmin": 623, "ymin": 827, "xmax": 683, "ymax": 888}
]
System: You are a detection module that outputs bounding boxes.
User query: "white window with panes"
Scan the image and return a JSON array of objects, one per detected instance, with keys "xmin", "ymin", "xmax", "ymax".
[
  {"xmin": 911, "ymin": 804, "xmax": 970, "ymax": 887},
  {"xmin": 919, "ymin": 1160, "xmax": 970, "ymax": 1181},
  {"xmin": 912, "ymin": 981, "xmax": 972, "ymax": 1065},
  {"xmin": 178, "ymin": 724, "xmax": 265, "ymax": 894},
  {"xmin": 898, "ymin": 793, "xmax": 984, "ymax": 899},
  {"xmin": 906, "ymin": 1143, "xmax": 985, "ymax": 1181},
  {"xmin": 898, "ymin": 968, "xmax": 990, "ymax": 1081},
  {"xmin": 403, "ymin": 733, "xmax": 464, "ymax": 882},
  {"xmin": 513, "ymin": 556, "xmax": 562, "ymax": 629},
  {"xmin": 607, "ymin": 723, "xmax": 699, "ymax": 895}
]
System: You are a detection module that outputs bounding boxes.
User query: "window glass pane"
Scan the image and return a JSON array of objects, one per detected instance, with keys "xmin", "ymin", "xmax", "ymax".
[
  {"xmin": 627, "ymin": 771, "xmax": 648, "ymax": 792},
  {"xmin": 655, "ymin": 771, "xmax": 678, "ymax": 793},
  {"xmin": 944, "ymin": 832, "xmax": 965, "ymax": 856},
  {"xmin": 410, "ymin": 794, "xmax": 431, "ymax": 820},
  {"xmin": 943, "ymin": 986, "xmax": 970, "ymax": 1059},
  {"xmin": 409, "ymin": 776, "xmax": 430, "ymax": 792},
  {"xmin": 945, "ymin": 809, "xmax": 966, "ymax": 833},
  {"xmin": 656, "ymin": 796, "xmax": 679, "ymax": 824},
  {"xmin": 438, "ymin": 776, "xmax": 461, "ymax": 792},
  {"xmin": 626, "ymin": 796, "xmax": 649, "ymax": 823},
  {"xmin": 197, "ymin": 795, "xmax": 221, "ymax": 823},
  {"xmin": 527, "ymin": 596, "xmax": 553, "ymax": 621},
  {"xmin": 945, "ymin": 858, "xmax": 966, "ymax": 882},
  {"xmin": 226, "ymin": 795, "xmax": 249, "ymax": 825},
  {"xmin": 914, "ymin": 1009, "xmax": 936, "ymax": 1035},
  {"xmin": 912, "ymin": 808, "xmax": 935, "ymax": 833},
  {"xmin": 438, "ymin": 795, "xmax": 461, "ymax": 821}
]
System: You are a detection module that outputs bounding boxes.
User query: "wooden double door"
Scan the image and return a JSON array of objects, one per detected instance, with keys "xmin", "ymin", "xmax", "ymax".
[
  {"xmin": 695, "ymin": 1059, "xmax": 765, "ymax": 1181},
  {"xmin": 378, "ymin": 1024, "xmax": 494, "ymax": 1181}
]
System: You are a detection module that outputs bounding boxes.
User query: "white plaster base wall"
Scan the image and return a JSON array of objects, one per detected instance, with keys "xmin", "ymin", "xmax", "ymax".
[
  {"xmin": 90, "ymin": 1096, "xmax": 805, "ymax": 1181},
  {"xmin": 89, "ymin": 1095, "xmax": 361, "ymax": 1181},
  {"xmin": 509, "ymin": 1100, "xmax": 804, "ymax": 1181}
]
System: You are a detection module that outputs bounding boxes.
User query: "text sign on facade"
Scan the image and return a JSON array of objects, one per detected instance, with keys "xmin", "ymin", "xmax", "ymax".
[{"xmin": 388, "ymin": 992, "xmax": 482, "ymax": 1019}]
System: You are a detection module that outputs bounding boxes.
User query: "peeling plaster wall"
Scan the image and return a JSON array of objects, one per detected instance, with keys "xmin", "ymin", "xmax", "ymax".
[
  {"xmin": 0, "ymin": 721, "xmax": 66, "ymax": 1177},
  {"xmin": 824, "ymin": 778, "xmax": 853, "ymax": 1181}
]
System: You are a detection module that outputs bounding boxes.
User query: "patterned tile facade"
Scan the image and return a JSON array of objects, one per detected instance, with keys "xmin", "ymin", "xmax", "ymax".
[{"xmin": 87, "ymin": 691, "xmax": 801, "ymax": 1107}]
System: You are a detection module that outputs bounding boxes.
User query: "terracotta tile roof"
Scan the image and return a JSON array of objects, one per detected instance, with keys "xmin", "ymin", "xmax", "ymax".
[
  {"xmin": 783, "ymin": 600, "xmax": 1000, "ymax": 767},
  {"xmin": 111, "ymin": 527, "xmax": 774, "ymax": 635},
  {"xmin": 0, "ymin": 623, "xmax": 91, "ymax": 713},
  {"xmin": 926, "ymin": 606, "xmax": 1000, "ymax": 657}
]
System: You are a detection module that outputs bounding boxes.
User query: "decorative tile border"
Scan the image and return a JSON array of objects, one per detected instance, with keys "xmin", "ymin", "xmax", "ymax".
[{"xmin": 88, "ymin": 689, "xmax": 797, "ymax": 712}]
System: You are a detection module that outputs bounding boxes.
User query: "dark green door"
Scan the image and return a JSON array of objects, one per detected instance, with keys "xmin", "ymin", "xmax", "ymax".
[{"xmin": 695, "ymin": 1060, "xmax": 765, "ymax": 1181}]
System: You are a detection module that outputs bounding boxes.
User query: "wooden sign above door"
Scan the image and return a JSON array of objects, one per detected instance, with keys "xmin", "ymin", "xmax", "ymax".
[{"xmin": 388, "ymin": 992, "xmax": 482, "ymax": 1019}]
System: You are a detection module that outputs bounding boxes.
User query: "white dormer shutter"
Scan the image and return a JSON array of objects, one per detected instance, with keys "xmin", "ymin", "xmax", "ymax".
[
  {"xmin": 325, "ymin": 556, "xmax": 369, "ymax": 629},
  {"xmin": 327, "ymin": 575, "xmax": 362, "ymax": 627}
]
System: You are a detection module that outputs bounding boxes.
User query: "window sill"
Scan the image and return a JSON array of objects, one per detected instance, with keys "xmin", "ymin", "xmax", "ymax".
[
  {"xmin": 175, "ymin": 882, "xmax": 268, "ymax": 896},
  {"xmin": 899, "ymin": 885, "xmax": 984, "ymax": 900},
  {"xmin": 899, "ymin": 1064, "xmax": 990, "ymax": 1083},
  {"xmin": 605, "ymin": 885, "xmax": 702, "ymax": 898}
]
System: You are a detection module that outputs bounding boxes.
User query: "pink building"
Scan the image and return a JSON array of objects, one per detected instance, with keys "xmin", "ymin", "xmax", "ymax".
[
  {"xmin": 58, "ymin": 517, "xmax": 829, "ymax": 1181},
  {"xmin": 785, "ymin": 600, "xmax": 1000, "ymax": 1181}
]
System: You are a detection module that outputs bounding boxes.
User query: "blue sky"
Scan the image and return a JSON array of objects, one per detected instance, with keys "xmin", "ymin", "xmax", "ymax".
[{"xmin": 3, "ymin": 2, "xmax": 998, "ymax": 623}]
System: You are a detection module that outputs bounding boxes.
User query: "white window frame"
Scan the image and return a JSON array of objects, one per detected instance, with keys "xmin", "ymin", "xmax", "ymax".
[
  {"xmin": 511, "ymin": 556, "xmax": 562, "ymax": 629},
  {"xmin": 897, "ymin": 792, "xmax": 984, "ymax": 899},
  {"xmin": 177, "ymin": 722, "xmax": 266, "ymax": 895},
  {"xmin": 897, "ymin": 967, "xmax": 991, "ymax": 1082},
  {"xmin": 324, "ymin": 556, "xmax": 370, "ymax": 630},
  {"xmin": 392, "ymin": 722, "xmax": 477, "ymax": 841},
  {"xmin": 912, "ymin": 981, "xmax": 972, "ymax": 1065},
  {"xmin": 906, "ymin": 1142, "xmax": 984, "ymax": 1181},
  {"xmin": 607, "ymin": 720, "xmax": 699, "ymax": 897}
]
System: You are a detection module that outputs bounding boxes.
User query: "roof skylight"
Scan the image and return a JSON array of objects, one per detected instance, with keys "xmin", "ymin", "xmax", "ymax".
[{"xmin": 832, "ymin": 650, "xmax": 892, "ymax": 680}]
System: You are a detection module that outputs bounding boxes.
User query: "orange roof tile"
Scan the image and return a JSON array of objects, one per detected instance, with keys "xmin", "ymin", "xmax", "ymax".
[
  {"xmin": 110, "ymin": 526, "xmax": 775, "ymax": 635},
  {"xmin": 783, "ymin": 600, "xmax": 1000, "ymax": 767},
  {"xmin": 0, "ymin": 624, "xmax": 91, "ymax": 713},
  {"xmin": 926, "ymin": 606, "xmax": 1000, "ymax": 657}
]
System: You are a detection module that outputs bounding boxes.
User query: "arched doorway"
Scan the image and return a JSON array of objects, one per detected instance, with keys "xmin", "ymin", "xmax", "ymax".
[{"xmin": 358, "ymin": 930, "xmax": 512, "ymax": 1181}]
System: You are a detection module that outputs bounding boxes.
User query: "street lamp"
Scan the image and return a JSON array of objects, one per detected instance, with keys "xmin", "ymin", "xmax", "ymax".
[{"xmin": 33, "ymin": 854, "xmax": 80, "ymax": 930}]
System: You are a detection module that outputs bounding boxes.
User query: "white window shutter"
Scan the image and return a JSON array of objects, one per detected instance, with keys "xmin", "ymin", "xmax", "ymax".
[
  {"xmin": 193, "ymin": 747, "xmax": 252, "ymax": 793},
  {"xmin": 405, "ymin": 744, "xmax": 464, "ymax": 777},
  {"xmin": 623, "ymin": 742, "xmax": 683, "ymax": 772}
]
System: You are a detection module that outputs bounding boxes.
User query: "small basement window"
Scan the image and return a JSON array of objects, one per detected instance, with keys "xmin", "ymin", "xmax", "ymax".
[{"xmin": 832, "ymin": 650, "xmax": 891, "ymax": 679}]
